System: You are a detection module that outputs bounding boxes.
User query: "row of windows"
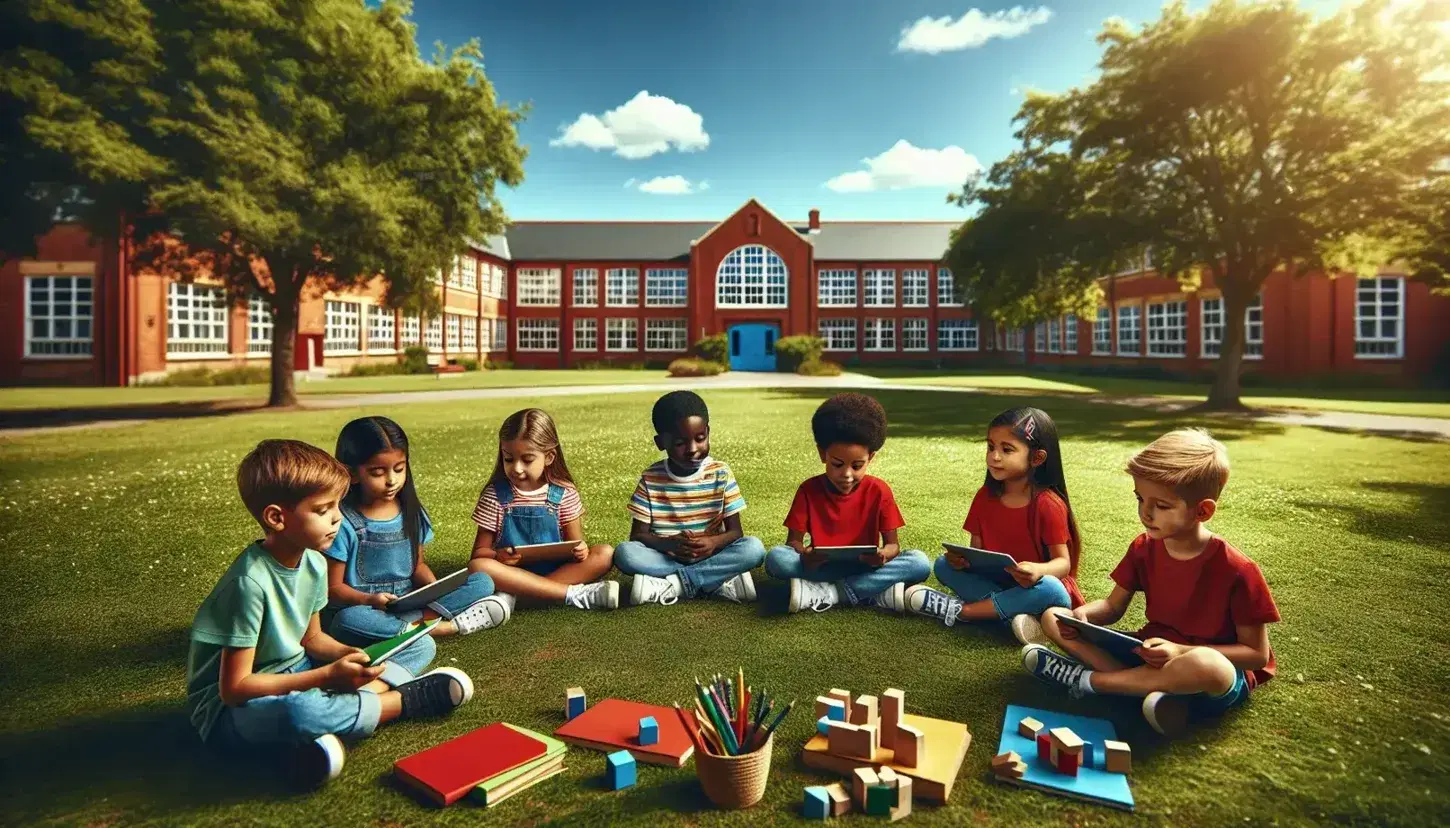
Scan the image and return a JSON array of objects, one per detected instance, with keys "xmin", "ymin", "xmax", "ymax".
[
  {"xmin": 1080, "ymin": 296, "xmax": 1267, "ymax": 359},
  {"xmin": 516, "ymin": 318, "xmax": 690, "ymax": 352},
  {"xmin": 324, "ymin": 301, "xmax": 509, "ymax": 353},
  {"xmin": 818, "ymin": 318, "xmax": 981, "ymax": 352},
  {"xmin": 441, "ymin": 256, "xmax": 507, "ymax": 299},
  {"xmin": 818, "ymin": 268, "xmax": 962, "ymax": 308}
]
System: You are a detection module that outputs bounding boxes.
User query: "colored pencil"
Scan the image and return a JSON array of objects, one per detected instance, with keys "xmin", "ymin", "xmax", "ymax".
[
  {"xmin": 754, "ymin": 699, "xmax": 795, "ymax": 750},
  {"xmin": 736, "ymin": 668, "xmax": 746, "ymax": 744},
  {"xmin": 694, "ymin": 679, "xmax": 728, "ymax": 753},
  {"xmin": 697, "ymin": 679, "xmax": 738, "ymax": 755},
  {"xmin": 695, "ymin": 704, "xmax": 725, "ymax": 755},
  {"xmin": 673, "ymin": 702, "xmax": 704, "ymax": 755}
]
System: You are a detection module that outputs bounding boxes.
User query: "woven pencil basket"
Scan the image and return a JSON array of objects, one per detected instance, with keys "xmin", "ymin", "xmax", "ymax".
[{"xmin": 694, "ymin": 734, "xmax": 774, "ymax": 809}]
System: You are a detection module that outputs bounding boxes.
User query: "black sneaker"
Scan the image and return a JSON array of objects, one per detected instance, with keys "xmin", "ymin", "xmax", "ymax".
[
  {"xmin": 398, "ymin": 667, "xmax": 475, "ymax": 720},
  {"xmin": 285, "ymin": 733, "xmax": 345, "ymax": 789}
]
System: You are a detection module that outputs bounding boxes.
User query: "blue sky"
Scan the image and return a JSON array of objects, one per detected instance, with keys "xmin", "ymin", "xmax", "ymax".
[{"xmin": 404, "ymin": 1, "xmax": 1344, "ymax": 221}]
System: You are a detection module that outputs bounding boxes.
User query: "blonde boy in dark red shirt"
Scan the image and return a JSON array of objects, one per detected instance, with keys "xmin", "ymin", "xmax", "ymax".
[{"xmin": 1023, "ymin": 428, "xmax": 1280, "ymax": 737}]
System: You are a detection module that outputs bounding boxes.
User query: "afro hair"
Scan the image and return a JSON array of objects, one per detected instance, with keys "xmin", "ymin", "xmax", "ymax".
[
  {"xmin": 811, "ymin": 393, "xmax": 887, "ymax": 452},
  {"xmin": 651, "ymin": 390, "xmax": 710, "ymax": 435}
]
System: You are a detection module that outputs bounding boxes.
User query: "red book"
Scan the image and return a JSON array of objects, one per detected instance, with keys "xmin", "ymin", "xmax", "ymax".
[
  {"xmin": 553, "ymin": 698, "xmax": 696, "ymax": 767},
  {"xmin": 393, "ymin": 722, "xmax": 549, "ymax": 806}
]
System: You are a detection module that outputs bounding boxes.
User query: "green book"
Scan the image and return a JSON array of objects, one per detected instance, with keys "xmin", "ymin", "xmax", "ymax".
[
  {"xmin": 362, "ymin": 618, "xmax": 440, "ymax": 665},
  {"xmin": 468, "ymin": 724, "xmax": 569, "ymax": 806}
]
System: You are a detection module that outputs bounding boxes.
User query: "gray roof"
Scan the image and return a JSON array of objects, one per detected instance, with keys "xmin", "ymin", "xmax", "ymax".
[
  {"xmin": 506, "ymin": 222, "xmax": 715, "ymax": 262},
  {"xmin": 810, "ymin": 222, "xmax": 957, "ymax": 262}
]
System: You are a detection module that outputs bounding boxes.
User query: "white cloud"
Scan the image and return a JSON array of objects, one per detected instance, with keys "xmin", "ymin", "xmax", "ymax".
[
  {"xmin": 551, "ymin": 91, "xmax": 710, "ymax": 159},
  {"xmin": 824, "ymin": 140, "xmax": 983, "ymax": 193},
  {"xmin": 636, "ymin": 175, "xmax": 699, "ymax": 195},
  {"xmin": 897, "ymin": 6, "xmax": 1053, "ymax": 54}
]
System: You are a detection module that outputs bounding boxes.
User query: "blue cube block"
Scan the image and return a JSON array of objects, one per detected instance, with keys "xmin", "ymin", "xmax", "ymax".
[
  {"xmin": 823, "ymin": 698, "xmax": 847, "ymax": 722},
  {"xmin": 638, "ymin": 716, "xmax": 659, "ymax": 746},
  {"xmin": 816, "ymin": 715, "xmax": 832, "ymax": 736},
  {"xmin": 566, "ymin": 687, "xmax": 586, "ymax": 721},
  {"xmin": 1081, "ymin": 739, "xmax": 1097, "ymax": 769},
  {"xmin": 803, "ymin": 786, "xmax": 831, "ymax": 819},
  {"xmin": 606, "ymin": 750, "xmax": 636, "ymax": 790}
]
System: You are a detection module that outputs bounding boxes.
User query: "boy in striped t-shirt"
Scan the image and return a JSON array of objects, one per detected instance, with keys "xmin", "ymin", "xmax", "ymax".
[{"xmin": 616, "ymin": 391, "xmax": 766, "ymax": 606}]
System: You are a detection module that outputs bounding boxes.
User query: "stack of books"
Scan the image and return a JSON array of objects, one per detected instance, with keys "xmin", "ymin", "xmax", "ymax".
[
  {"xmin": 393, "ymin": 722, "xmax": 567, "ymax": 808},
  {"xmin": 469, "ymin": 725, "xmax": 567, "ymax": 808}
]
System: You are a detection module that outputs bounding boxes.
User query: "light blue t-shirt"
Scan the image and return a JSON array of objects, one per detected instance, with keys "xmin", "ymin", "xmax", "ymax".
[
  {"xmin": 186, "ymin": 543, "xmax": 328, "ymax": 741},
  {"xmin": 322, "ymin": 509, "xmax": 435, "ymax": 586}
]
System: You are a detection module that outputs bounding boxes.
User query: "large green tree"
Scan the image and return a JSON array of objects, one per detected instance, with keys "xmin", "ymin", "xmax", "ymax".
[
  {"xmin": 947, "ymin": 0, "xmax": 1450, "ymax": 408},
  {"xmin": 3, "ymin": 0, "xmax": 525, "ymax": 406}
]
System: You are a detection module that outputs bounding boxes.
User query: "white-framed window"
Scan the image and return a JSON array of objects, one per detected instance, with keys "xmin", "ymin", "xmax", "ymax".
[
  {"xmin": 461, "ymin": 256, "xmax": 478, "ymax": 291},
  {"xmin": 937, "ymin": 319, "xmax": 978, "ymax": 351},
  {"xmin": 445, "ymin": 314, "xmax": 462, "ymax": 350},
  {"xmin": 1000, "ymin": 327, "xmax": 1025, "ymax": 352},
  {"xmin": 902, "ymin": 269, "xmax": 930, "ymax": 307},
  {"xmin": 716, "ymin": 245, "xmax": 788, "ymax": 307},
  {"xmin": 480, "ymin": 317, "xmax": 493, "ymax": 351},
  {"xmin": 462, "ymin": 316, "xmax": 477, "ymax": 350},
  {"xmin": 606, "ymin": 267, "xmax": 640, "ymax": 307},
  {"xmin": 1047, "ymin": 319, "xmax": 1061, "ymax": 353},
  {"xmin": 819, "ymin": 318, "xmax": 857, "ymax": 351},
  {"xmin": 324, "ymin": 300, "xmax": 362, "ymax": 353},
  {"xmin": 645, "ymin": 318, "xmax": 688, "ymax": 351},
  {"xmin": 573, "ymin": 317, "xmax": 598, "ymax": 351},
  {"xmin": 482, "ymin": 262, "xmax": 507, "ymax": 299},
  {"xmin": 1355, "ymin": 276, "xmax": 1404, "ymax": 358},
  {"xmin": 1146, "ymin": 299, "xmax": 1187, "ymax": 357},
  {"xmin": 167, "ymin": 282, "xmax": 229, "ymax": 354},
  {"xmin": 367, "ymin": 305, "xmax": 394, "ymax": 352},
  {"xmin": 863, "ymin": 269, "xmax": 896, "ymax": 307},
  {"xmin": 424, "ymin": 316, "xmax": 442, "ymax": 350},
  {"xmin": 516, "ymin": 268, "xmax": 561, "ymax": 306},
  {"xmin": 937, "ymin": 268, "xmax": 963, "ymax": 306},
  {"xmin": 402, "ymin": 314, "xmax": 421, "ymax": 347},
  {"xmin": 493, "ymin": 318, "xmax": 508, "ymax": 351},
  {"xmin": 1034, "ymin": 322, "xmax": 1048, "ymax": 352},
  {"xmin": 817, "ymin": 268, "xmax": 857, "ymax": 307},
  {"xmin": 517, "ymin": 318, "xmax": 559, "ymax": 351},
  {"xmin": 1116, "ymin": 305, "xmax": 1142, "ymax": 356},
  {"xmin": 571, "ymin": 268, "xmax": 598, "ymax": 307},
  {"xmin": 864, "ymin": 318, "xmax": 896, "ymax": 351},
  {"xmin": 248, "ymin": 295, "xmax": 272, "ymax": 355},
  {"xmin": 1201, "ymin": 295, "xmax": 1263, "ymax": 359},
  {"xmin": 902, "ymin": 317, "xmax": 929, "ymax": 351},
  {"xmin": 606, "ymin": 318, "xmax": 639, "ymax": 351},
  {"xmin": 1064, "ymin": 314, "xmax": 1078, "ymax": 353},
  {"xmin": 645, "ymin": 268, "xmax": 688, "ymax": 307},
  {"xmin": 25, "ymin": 275, "xmax": 94, "ymax": 357},
  {"xmin": 1093, "ymin": 308, "xmax": 1112, "ymax": 354}
]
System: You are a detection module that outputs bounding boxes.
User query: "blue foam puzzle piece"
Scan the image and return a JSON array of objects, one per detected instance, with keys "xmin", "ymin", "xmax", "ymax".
[
  {"xmin": 803, "ymin": 786, "xmax": 831, "ymax": 819},
  {"xmin": 823, "ymin": 699, "xmax": 847, "ymax": 721},
  {"xmin": 606, "ymin": 750, "xmax": 636, "ymax": 790},
  {"xmin": 816, "ymin": 715, "xmax": 832, "ymax": 736},
  {"xmin": 998, "ymin": 705, "xmax": 1133, "ymax": 811}
]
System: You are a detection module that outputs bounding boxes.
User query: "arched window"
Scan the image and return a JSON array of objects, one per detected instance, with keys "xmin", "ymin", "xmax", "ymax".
[{"xmin": 716, "ymin": 245, "xmax": 788, "ymax": 307}]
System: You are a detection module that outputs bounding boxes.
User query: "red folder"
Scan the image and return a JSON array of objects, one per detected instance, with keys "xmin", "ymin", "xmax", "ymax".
[
  {"xmin": 552, "ymin": 698, "xmax": 696, "ymax": 767},
  {"xmin": 393, "ymin": 722, "xmax": 549, "ymax": 806}
]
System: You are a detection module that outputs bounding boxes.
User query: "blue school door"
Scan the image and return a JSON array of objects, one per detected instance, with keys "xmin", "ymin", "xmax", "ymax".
[{"xmin": 728, "ymin": 324, "xmax": 778, "ymax": 372}]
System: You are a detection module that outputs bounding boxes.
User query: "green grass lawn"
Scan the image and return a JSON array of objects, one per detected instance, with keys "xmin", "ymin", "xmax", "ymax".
[
  {"xmin": 865, "ymin": 367, "xmax": 1450, "ymax": 420},
  {"xmin": 2, "ymin": 389, "xmax": 1448, "ymax": 826}
]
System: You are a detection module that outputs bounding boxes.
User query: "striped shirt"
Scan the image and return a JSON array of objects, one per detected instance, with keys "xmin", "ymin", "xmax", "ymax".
[
  {"xmin": 628, "ymin": 458, "xmax": 745, "ymax": 535},
  {"xmin": 472, "ymin": 482, "xmax": 585, "ymax": 535}
]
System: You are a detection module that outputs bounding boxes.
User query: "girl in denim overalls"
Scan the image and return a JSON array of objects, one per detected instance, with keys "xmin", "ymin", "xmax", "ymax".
[
  {"xmin": 326, "ymin": 416, "xmax": 510, "ymax": 645},
  {"xmin": 468, "ymin": 408, "xmax": 619, "ymax": 610}
]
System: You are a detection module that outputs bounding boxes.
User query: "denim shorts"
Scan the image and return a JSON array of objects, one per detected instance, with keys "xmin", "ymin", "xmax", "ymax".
[{"xmin": 1186, "ymin": 669, "xmax": 1250, "ymax": 717}]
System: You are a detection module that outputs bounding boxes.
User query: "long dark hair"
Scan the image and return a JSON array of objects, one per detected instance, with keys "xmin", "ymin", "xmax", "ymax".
[
  {"xmin": 985, "ymin": 406, "xmax": 1082, "ymax": 574},
  {"xmin": 335, "ymin": 416, "xmax": 425, "ymax": 560},
  {"xmin": 490, "ymin": 408, "xmax": 576, "ymax": 489}
]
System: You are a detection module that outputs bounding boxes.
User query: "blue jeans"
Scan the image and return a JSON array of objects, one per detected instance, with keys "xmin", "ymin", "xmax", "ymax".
[
  {"xmin": 615, "ymin": 536, "xmax": 766, "ymax": 597},
  {"xmin": 208, "ymin": 654, "xmax": 421, "ymax": 749},
  {"xmin": 765, "ymin": 546, "xmax": 930, "ymax": 604},
  {"xmin": 932, "ymin": 556, "xmax": 1071, "ymax": 619},
  {"xmin": 330, "ymin": 571, "xmax": 495, "ymax": 643}
]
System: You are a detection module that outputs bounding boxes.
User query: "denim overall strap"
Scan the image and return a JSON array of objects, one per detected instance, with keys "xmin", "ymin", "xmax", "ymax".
[
  {"xmin": 494, "ymin": 480, "xmax": 515, "ymax": 507},
  {"xmin": 348, "ymin": 505, "xmax": 415, "ymax": 588},
  {"xmin": 340, "ymin": 503, "xmax": 368, "ymax": 534},
  {"xmin": 496, "ymin": 484, "xmax": 564, "ymax": 549}
]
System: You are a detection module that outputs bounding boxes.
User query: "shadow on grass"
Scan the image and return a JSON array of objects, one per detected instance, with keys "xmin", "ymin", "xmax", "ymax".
[
  {"xmin": 0, "ymin": 626, "xmax": 190, "ymax": 697},
  {"xmin": 1293, "ymin": 481, "xmax": 1450, "ymax": 546},
  {"xmin": 0, "ymin": 399, "xmax": 269, "ymax": 432}
]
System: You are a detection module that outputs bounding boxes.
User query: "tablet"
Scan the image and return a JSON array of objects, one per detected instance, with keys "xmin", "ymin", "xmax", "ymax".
[
  {"xmin": 812, "ymin": 545, "xmax": 878, "ymax": 562},
  {"xmin": 363, "ymin": 618, "xmax": 440, "ymax": 665},
  {"xmin": 941, "ymin": 543, "xmax": 1020, "ymax": 582},
  {"xmin": 387, "ymin": 568, "xmax": 471, "ymax": 612},
  {"xmin": 514, "ymin": 540, "xmax": 580, "ymax": 562},
  {"xmin": 1055, "ymin": 615, "xmax": 1146, "ymax": 667}
]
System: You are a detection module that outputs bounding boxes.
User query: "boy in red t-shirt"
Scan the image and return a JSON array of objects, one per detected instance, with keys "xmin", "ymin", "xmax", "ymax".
[
  {"xmin": 764, "ymin": 393, "xmax": 930, "ymax": 613},
  {"xmin": 1023, "ymin": 429, "xmax": 1280, "ymax": 736}
]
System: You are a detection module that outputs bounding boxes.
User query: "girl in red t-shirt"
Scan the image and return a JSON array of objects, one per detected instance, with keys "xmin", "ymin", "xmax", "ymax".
[{"xmin": 906, "ymin": 406, "xmax": 1084, "ymax": 645}]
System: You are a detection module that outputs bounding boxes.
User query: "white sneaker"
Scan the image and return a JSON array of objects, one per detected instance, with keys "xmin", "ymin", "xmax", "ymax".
[
  {"xmin": 630, "ymin": 573, "xmax": 683, "ymax": 606},
  {"xmin": 1010, "ymin": 613, "xmax": 1047, "ymax": 646},
  {"xmin": 788, "ymin": 579, "xmax": 840, "ymax": 613},
  {"xmin": 868, "ymin": 582, "xmax": 906, "ymax": 613},
  {"xmin": 905, "ymin": 584, "xmax": 963, "ymax": 627},
  {"xmin": 287, "ymin": 733, "xmax": 345, "ymax": 788},
  {"xmin": 712, "ymin": 572, "xmax": 756, "ymax": 604},
  {"xmin": 453, "ymin": 595, "xmax": 512, "ymax": 634},
  {"xmin": 566, "ymin": 581, "xmax": 620, "ymax": 610}
]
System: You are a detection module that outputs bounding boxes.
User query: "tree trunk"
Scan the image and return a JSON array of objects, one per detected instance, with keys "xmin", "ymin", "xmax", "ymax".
[
  {"xmin": 1205, "ymin": 284, "xmax": 1250, "ymax": 411},
  {"xmin": 267, "ymin": 279, "xmax": 301, "ymax": 407}
]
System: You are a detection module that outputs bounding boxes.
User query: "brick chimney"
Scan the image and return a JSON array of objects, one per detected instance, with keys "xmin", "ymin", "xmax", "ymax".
[{"xmin": 808, "ymin": 208, "xmax": 820, "ymax": 231}]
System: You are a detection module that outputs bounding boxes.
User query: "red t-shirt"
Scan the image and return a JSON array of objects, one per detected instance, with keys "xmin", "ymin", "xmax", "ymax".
[
  {"xmin": 963, "ymin": 487, "xmax": 1083, "ymax": 606},
  {"xmin": 784, "ymin": 475, "xmax": 905, "ymax": 547},
  {"xmin": 1110, "ymin": 533, "xmax": 1281, "ymax": 688}
]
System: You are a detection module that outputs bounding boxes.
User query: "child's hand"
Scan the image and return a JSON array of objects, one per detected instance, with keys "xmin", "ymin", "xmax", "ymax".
[
  {"xmin": 1055, "ymin": 606, "xmax": 1090, "ymax": 640},
  {"xmin": 945, "ymin": 550, "xmax": 969, "ymax": 570},
  {"xmin": 325, "ymin": 652, "xmax": 384, "ymax": 691},
  {"xmin": 1007, "ymin": 561, "xmax": 1043, "ymax": 587},
  {"xmin": 496, "ymin": 546, "xmax": 523, "ymax": 567},
  {"xmin": 683, "ymin": 533, "xmax": 718, "ymax": 560},
  {"xmin": 572, "ymin": 541, "xmax": 589, "ymax": 562},
  {"xmin": 860, "ymin": 547, "xmax": 897, "ymax": 568},
  {"xmin": 369, "ymin": 592, "xmax": 398, "ymax": 609},
  {"xmin": 1136, "ymin": 637, "xmax": 1183, "ymax": 668}
]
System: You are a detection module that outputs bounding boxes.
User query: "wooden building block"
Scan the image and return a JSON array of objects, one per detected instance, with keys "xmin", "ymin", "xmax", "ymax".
[
  {"xmin": 1003, "ymin": 760, "xmax": 1028, "ymax": 779},
  {"xmin": 825, "ymin": 782, "xmax": 852, "ymax": 816},
  {"xmin": 890, "ymin": 774, "xmax": 913, "ymax": 821},
  {"xmin": 828, "ymin": 721, "xmax": 874, "ymax": 761},
  {"xmin": 851, "ymin": 767, "xmax": 880, "ymax": 805},
  {"xmin": 881, "ymin": 688, "xmax": 905, "ymax": 750},
  {"xmin": 991, "ymin": 750, "xmax": 1021, "ymax": 770},
  {"xmin": 865, "ymin": 783, "xmax": 895, "ymax": 816},
  {"xmin": 605, "ymin": 750, "xmax": 636, "ymax": 790},
  {"xmin": 803, "ymin": 786, "xmax": 831, "ymax": 819},
  {"xmin": 1017, "ymin": 716, "xmax": 1045, "ymax": 740},
  {"xmin": 566, "ymin": 687, "xmax": 586, "ymax": 721},
  {"xmin": 817, "ymin": 715, "xmax": 833, "ymax": 736},
  {"xmin": 1051, "ymin": 745, "xmax": 1081, "ymax": 776},
  {"xmin": 1036, "ymin": 731, "xmax": 1052, "ymax": 764},
  {"xmin": 828, "ymin": 688, "xmax": 853, "ymax": 710},
  {"xmin": 851, "ymin": 695, "xmax": 879, "ymax": 727},
  {"xmin": 894, "ymin": 723, "xmax": 924, "ymax": 768},
  {"xmin": 815, "ymin": 696, "xmax": 848, "ymax": 722},
  {"xmin": 1104, "ymin": 740, "xmax": 1132, "ymax": 774},
  {"xmin": 876, "ymin": 766, "xmax": 899, "ymax": 786},
  {"xmin": 1049, "ymin": 726, "xmax": 1084, "ymax": 754},
  {"xmin": 864, "ymin": 723, "xmax": 880, "ymax": 756}
]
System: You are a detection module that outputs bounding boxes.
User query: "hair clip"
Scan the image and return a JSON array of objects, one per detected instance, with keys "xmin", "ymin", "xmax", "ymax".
[{"xmin": 1022, "ymin": 417, "xmax": 1037, "ymax": 442}]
